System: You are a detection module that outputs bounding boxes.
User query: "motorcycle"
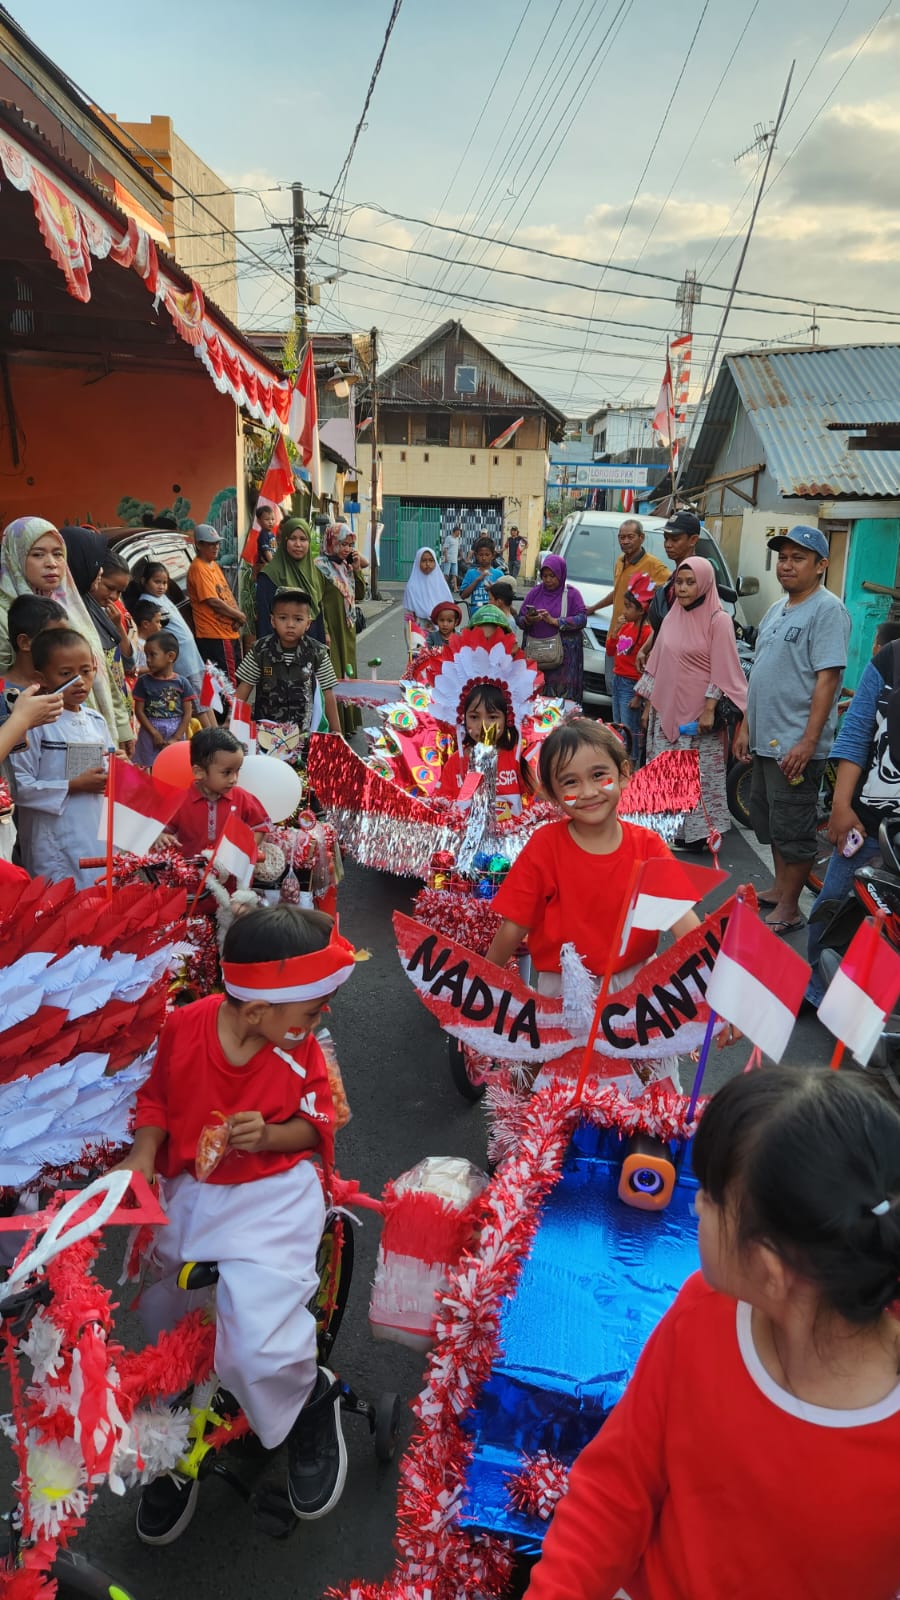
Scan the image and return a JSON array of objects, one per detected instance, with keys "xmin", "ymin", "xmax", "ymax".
[{"xmin": 815, "ymin": 817, "xmax": 900, "ymax": 1097}]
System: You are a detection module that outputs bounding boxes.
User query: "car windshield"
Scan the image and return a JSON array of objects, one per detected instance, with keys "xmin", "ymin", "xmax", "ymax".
[{"xmin": 560, "ymin": 522, "xmax": 730, "ymax": 591}]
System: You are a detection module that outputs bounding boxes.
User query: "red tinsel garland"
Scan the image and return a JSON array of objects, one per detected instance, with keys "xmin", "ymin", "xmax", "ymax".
[{"xmin": 506, "ymin": 1450, "xmax": 569, "ymax": 1521}]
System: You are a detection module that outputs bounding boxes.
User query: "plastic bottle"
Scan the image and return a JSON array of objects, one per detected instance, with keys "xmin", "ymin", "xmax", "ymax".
[
  {"xmin": 678, "ymin": 721, "xmax": 699, "ymax": 737},
  {"xmin": 768, "ymin": 739, "xmax": 804, "ymax": 786}
]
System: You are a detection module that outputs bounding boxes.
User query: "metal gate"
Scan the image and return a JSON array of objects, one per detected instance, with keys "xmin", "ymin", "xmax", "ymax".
[{"xmin": 379, "ymin": 500, "xmax": 442, "ymax": 580}]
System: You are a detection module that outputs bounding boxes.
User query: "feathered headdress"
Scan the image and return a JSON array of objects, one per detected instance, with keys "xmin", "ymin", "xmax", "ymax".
[{"xmin": 428, "ymin": 628, "xmax": 542, "ymax": 736}]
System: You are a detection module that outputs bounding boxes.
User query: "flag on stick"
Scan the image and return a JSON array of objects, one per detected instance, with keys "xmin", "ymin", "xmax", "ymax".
[
  {"xmin": 209, "ymin": 811, "xmax": 258, "ymax": 890},
  {"xmin": 818, "ymin": 914, "xmax": 900, "ymax": 1066},
  {"xmin": 229, "ymin": 697, "xmax": 256, "ymax": 751},
  {"xmin": 705, "ymin": 897, "xmax": 810, "ymax": 1062},
  {"xmin": 289, "ymin": 343, "xmax": 321, "ymax": 498},
  {"xmin": 652, "ymin": 350, "xmax": 675, "ymax": 448},
  {"xmin": 200, "ymin": 667, "xmax": 223, "ymax": 714},
  {"xmin": 98, "ymin": 762, "xmax": 183, "ymax": 858},
  {"xmin": 618, "ymin": 856, "xmax": 727, "ymax": 955}
]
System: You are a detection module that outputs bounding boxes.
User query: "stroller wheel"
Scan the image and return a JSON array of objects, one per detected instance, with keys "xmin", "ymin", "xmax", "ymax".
[
  {"xmin": 448, "ymin": 1036, "xmax": 486, "ymax": 1102},
  {"xmin": 374, "ymin": 1392, "xmax": 402, "ymax": 1463}
]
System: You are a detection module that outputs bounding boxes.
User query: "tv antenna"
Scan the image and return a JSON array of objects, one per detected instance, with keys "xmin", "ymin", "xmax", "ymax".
[{"xmin": 735, "ymin": 121, "xmax": 775, "ymax": 164}]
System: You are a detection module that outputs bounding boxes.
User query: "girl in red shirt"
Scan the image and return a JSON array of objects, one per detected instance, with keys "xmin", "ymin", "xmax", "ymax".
[
  {"xmin": 487, "ymin": 718, "xmax": 698, "ymax": 993},
  {"xmin": 437, "ymin": 681, "xmax": 531, "ymax": 820},
  {"xmin": 525, "ymin": 1066, "xmax": 900, "ymax": 1600}
]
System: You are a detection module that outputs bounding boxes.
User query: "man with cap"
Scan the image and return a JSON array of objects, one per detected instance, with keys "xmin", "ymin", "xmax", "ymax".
[
  {"xmin": 635, "ymin": 509, "xmax": 701, "ymax": 670},
  {"xmin": 585, "ymin": 518, "xmax": 669, "ymax": 629},
  {"xmin": 187, "ymin": 524, "xmax": 246, "ymax": 675},
  {"xmin": 734, "ymin": 526, "xmax": 850, "ymax": 936}
]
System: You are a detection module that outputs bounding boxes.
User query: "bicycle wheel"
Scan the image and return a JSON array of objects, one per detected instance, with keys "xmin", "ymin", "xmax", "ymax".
[
  {"xmin": 53, "ymin": 1549, "xmax": 139, "ymax": 1600},
  {"xmin": 312, "ymin": 1214, "xmax": 354, "ymax": 1364},
  {"xmin": 725, "ymin": 760, "xmax": 752, "ymax": 828},
  {"xmin": 448, "ymin": 1036, "xmax": 486, "ymax": 1103}
]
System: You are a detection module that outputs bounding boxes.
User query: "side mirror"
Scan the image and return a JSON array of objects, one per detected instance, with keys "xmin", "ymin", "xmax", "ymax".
[
  {"xmin": 738, "ymin": 575, "xmax": 760, "ymax": 597},
  {"xmin": 716, "ymin": 584, "xmax": 737, "ymax": 606}
]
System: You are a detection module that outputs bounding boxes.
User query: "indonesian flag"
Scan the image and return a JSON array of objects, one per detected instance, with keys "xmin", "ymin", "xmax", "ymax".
[
  {"xmin": 619, "ymin": 856, "xmax": 727, "ymax": 954},
  {"xmin": 200, "ymin": 667, "xmax": 223, "ymax": 713},
  {"xmin": 98, "ymin": 762, "xmax": 183, "ymax": 857},
  {"xmin": 818, "ymin": 917, "xmax": 900, "ymax": 1065},
  {"xmin": 289, "ymin": 343, "xmax": 322, "ymax": 497},
  {"xmin": 489, "ymin": 417, "xmax": 525, "ymax": 449},
  {"xmin": 652, "ymin": 350, "xmax": 675, "ymax": 448},
  {"xmin": 209, "ymin": 811, "xmax": 258, "ymax": 890},
  {"xmin": 229, "ymin": 697, "xmax": 256, "ymax": 751},
  {"xmin": 705, "ymin": 898, "xmax": 810, "ymax": 1061},
  {"xmin": 671, "ymin": 332, "xmax": 692, "ymax": 424}
]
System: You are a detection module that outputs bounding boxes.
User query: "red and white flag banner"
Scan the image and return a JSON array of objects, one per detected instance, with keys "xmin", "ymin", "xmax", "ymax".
[
  {"xmin": 98, "ymin": 762, "xmax": 183, "ymax": 857},
  {"xmin": 671, "ymin": 332, "xmax": 692, "ymax": 424},
  {"xmin": 288, "ymin": 343, "xmax": 322, "ymax": 498},
  {"xmin": 228, "ymin": 697, "xmax": 256, "ymax": 751},
  {"xmin": 619, "ymin": 855, "xmax": 727, "ymax": 954},
  {"xmin": 652, "ymin": 351, "xmax": 675, "ymax": 448},
  {"xmin": 489, "ymin": 417, "xmax": 525, "ymax": 449},
  {"xmin": 210, "ymin": 811, "xmax": 258, "ymax": 890},
  {"xmin": 394, "ymin": 899, "xmax": 738, "ymax": 1069},
  {"xmin": 705, "ymin": 897, "xmax": 810, "ymax": 1061},
  {"xmin": 818, "ymin": 916, "xmax": 900, "ymax": 1065}
]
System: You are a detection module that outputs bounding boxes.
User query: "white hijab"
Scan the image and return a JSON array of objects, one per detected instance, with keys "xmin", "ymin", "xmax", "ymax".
[{"xmin": 403, "ymin": 547, "xmax": 453, "ymax": 623}]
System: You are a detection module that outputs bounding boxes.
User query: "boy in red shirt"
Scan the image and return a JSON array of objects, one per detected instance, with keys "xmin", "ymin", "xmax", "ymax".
[
  {"xmin": 170, "ymin": 726, "xmax": 268, "ymax": 862},
  {"xmin": 607, "ymin": 570, "xmax": 655, "ymax": 755},
  {"xmin": 120, "ymin": 906, "xmax": 361, "ymax": 1544}
]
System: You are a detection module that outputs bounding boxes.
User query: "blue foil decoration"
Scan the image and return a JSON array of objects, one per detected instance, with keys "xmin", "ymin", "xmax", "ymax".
[{"xmin": 458, "ymin": 1121, "xmax": 699, "ymax": 1550}]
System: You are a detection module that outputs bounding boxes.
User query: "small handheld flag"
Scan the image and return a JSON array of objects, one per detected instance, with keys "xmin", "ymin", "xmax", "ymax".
[
  {"xmin": 704, "ymin": 897, "xmax": 810, "ymax": 1062},
  {"xmin": 818, "ymin": 915, "xmax": 900, "ymax": 1067}
]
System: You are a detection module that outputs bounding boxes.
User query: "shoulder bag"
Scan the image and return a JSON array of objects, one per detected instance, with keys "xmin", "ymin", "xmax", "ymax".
[{"xmin": 525, "ymin": 587, "xmax": 569, "ymax": 670}]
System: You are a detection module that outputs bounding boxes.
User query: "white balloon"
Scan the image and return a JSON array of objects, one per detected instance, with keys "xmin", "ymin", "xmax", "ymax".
[{"xmin": 238, "ymin": 754, "xmax": 302, "ymax": 823}]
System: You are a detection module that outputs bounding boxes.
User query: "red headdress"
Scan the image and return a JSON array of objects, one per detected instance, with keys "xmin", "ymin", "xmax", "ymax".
[{"xmin": 221, "ymin": 920, "xmax": 362, "ymax": 1003}]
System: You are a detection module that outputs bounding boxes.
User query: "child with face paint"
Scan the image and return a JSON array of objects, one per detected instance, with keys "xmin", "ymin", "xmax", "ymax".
[{"xmin": 486, "ymin": 718, "xmax": 699, "ymax": 995}]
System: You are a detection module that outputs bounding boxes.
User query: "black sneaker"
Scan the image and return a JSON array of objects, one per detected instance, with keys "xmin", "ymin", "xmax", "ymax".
[
  {"xmin": 135, "ymin": 1473, "xmax": 199, "ymax": 1545},
  {"xmin": 286, "ymin": 1366, "xmax": 347, "ymax": 1519}
]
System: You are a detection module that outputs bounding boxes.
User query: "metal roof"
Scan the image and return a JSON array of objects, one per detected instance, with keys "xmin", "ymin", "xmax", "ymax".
[{"xmin": 684, "ymin": 344, "xmax": 900, "ymax": 500}]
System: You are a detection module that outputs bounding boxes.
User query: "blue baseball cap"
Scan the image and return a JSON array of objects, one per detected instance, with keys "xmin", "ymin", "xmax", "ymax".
[{"xmin": 767, "ymin": 524, "xmax": 829, "ymax": 560}]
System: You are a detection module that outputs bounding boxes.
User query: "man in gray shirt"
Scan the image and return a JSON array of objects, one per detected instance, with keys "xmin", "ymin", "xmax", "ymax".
[{"xmin": 734, "ymin": 526, "xmax": 850, "ymax": 936}]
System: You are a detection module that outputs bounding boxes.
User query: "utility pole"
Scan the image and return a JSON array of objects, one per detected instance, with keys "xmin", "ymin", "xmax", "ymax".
[
  {"xmin": 810, "ymin": 306, "xmax": 820, "ymax": 345},
  {"xmin": 675, "ymin": 61, "xmax": 795, "ymax": 493},
  {"xmin": 368, "ymin": 326, "xmax": 380, "ymax": 600},
  {"xmin": 292, "ymin": 182, "xmax": 309, "ymax": 346}
]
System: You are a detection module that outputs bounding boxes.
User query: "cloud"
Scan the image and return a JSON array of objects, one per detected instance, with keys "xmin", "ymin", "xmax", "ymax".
[
  {"xmin": 777, "ymin": 101, "xmax": 900, "ymax": 211},
  {"xmin": 829, "ymin": 11, "xmax": 900, "ymax": 60}
]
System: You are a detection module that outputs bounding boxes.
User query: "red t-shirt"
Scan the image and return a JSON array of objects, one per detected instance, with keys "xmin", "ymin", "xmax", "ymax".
[
  {"xmin": 134, "ymin": 994, "xmax": 334, "ymax": 1183},
  {"xmin": 491, "ymin": 817, "xmax": 671, "ymax": 976},
  {"xmin": 613, "ymin": 620, "xmax": 652, "ymax": 681},
  {"xmin": 527, "ymin": 1273, "xmax": 900, "ymax": 1600},
  {"xmin": 171, "ymin": 782, "xmax": 269, "ymax": 857}
]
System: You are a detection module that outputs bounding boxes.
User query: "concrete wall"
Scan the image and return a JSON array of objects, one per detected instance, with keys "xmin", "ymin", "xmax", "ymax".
[
  {"xmin": 0, "ymin": 359, "xmax": 241, "ymax": 532},
  {"xmin": 379, "ymin": 444, "xmax": 547, "ymax": 568}
]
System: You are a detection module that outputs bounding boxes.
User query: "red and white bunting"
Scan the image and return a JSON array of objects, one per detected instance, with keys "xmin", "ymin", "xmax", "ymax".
[
  {"xmin": 199, "ymin": 668, "xmax": 223, "ymax": 713},
  {"xmin": 705, "ymin": 897, "xmax": 810, "ymax": 1061},
  {"xmin": 818, "ymin": 916, "xmax": 900, "ymax": 1065},
  {"xmin": 671, "ymin": 332, "xmax": 692, "ymax": 425}
]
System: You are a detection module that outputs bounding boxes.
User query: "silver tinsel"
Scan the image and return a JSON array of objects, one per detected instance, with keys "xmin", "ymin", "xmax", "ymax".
[
  {"xmin": 619, "ymin": 808, "xmax": 689, "ymax": 846},
  {"xmin": 455, "ymin": 741, "xmax": 505, "ymax": 876}
]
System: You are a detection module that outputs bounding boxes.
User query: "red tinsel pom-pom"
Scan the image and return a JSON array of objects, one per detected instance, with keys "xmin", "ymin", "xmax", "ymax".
[{"xmin": 507, "ymin": 1449, "xmax": 570, "ymax": 1521}]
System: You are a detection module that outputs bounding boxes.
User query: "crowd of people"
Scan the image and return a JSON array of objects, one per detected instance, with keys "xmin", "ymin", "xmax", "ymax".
[{"xmin": 1, "ymin": 499, "xmax": 899, "ymax": 1593}]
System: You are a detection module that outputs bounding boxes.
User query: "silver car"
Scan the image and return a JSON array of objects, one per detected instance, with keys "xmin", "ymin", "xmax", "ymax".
[{"xmin": 550, "ymin": 511, "xmax": 757, "ymax": 706}]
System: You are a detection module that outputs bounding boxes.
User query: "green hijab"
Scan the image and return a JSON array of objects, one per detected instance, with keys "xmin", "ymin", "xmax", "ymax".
[{"xmin": 265, "ymin": 517, "xmax": 324, "ymax": 617}]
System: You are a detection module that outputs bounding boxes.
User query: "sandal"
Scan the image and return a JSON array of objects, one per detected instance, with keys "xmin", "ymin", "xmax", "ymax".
[{"xmin": 765, "ymin": 916, "xmax": 806, "ymax": 937}]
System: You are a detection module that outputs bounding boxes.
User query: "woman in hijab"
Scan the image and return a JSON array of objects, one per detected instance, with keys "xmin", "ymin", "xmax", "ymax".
[
  {"xmin": 520, "ymin": 552, "xmax": 588, "ymax": 703},
  {"xmin": 635, "ymin": 556, "xmax": 748, "ymax": 848},
  {"xmin": 315, "ymin": 523, "xmax": 365, "ymax": 735},
  {"xmin": 257, "ymin": 517, "xmax": 325, "ymax": 642},
  {"xmin": 62, "ymin": 528, "xmax": 136, "ymax": 739},
  {"xmin": 403, "ymin": 547, "xmax": 453, "ymax": 638},
  {"xmin": 0, "ymin": 517, "xmax": 130, "ymax": 748}
]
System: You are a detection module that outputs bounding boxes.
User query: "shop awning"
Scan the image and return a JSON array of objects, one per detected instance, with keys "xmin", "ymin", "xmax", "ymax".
[{"xmin": 0, "ymin": 114, "xmax": 291, "ymax": 430}]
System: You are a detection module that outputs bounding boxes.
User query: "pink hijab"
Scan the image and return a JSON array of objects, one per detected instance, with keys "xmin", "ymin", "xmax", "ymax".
[{"xmin": 644, "ymin": 556, "xmax": 748, "ymax": 741}]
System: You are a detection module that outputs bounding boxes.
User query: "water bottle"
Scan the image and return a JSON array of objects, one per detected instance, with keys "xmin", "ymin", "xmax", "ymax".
[
  {"xmin": 768, "ymin": 739, "xmax": 803, "ymax": 786},
  {"xmin": 678, "ymin": 721, "xmax": 699, "ymax": 736}
]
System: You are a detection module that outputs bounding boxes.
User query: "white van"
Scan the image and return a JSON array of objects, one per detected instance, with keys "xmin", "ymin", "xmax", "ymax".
[{"xmin": 549, "ymin": 510, "xmax": 757, "ymax": 705}]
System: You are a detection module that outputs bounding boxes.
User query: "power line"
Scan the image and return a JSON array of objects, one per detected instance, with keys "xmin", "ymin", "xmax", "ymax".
[{"xmin": 320, "ymin": 0, "xmax": 405, "ymax": 231}]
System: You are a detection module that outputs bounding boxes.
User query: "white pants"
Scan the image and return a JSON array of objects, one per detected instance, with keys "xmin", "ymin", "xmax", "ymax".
[{"xmin": 140, "ymin": 1162, "xmax": 324, "ymax": 1448}]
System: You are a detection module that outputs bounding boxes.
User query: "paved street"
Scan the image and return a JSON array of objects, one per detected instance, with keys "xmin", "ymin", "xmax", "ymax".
[{"xmin": 77, "ymin": 597, "xmax": 833, "ymax": 1600}]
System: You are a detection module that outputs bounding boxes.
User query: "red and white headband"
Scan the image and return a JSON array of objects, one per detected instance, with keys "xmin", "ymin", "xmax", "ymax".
[{"xmin": 222, "ymin": 923, "xmax": 361, "ymax": 1003}]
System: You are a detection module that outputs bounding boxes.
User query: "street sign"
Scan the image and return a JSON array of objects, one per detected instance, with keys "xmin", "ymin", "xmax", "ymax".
[{"xmin": 574, "ymin": 464, "xmax": 651, "ymax": 487}]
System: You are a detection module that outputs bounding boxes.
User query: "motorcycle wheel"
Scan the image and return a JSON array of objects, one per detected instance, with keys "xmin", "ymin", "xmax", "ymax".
[
  {"xmin": 725, "ymin": 760, "xmax": 752, "ymax": 828},
  {"xmin": 448, "ymin": 1036, "xmax": 487, "ymax": 1102}
]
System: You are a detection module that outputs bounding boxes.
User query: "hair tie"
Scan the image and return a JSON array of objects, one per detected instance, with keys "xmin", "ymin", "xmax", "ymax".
[{"xmin": 872, "ymin": 1200, "xmax": 891, "ymax": 1216}]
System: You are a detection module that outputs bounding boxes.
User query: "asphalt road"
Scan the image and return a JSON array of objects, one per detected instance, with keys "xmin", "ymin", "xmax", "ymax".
[{"xmin": 60, "ymin": 599, "xmax": 835, "ymax": 1599}]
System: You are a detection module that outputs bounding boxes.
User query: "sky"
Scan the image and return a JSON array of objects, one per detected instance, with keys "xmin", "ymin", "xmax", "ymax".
[{"xmin": 20, "ymin": 0, "xmax": 900, "ymax": 415}]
